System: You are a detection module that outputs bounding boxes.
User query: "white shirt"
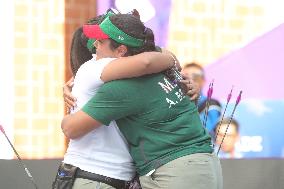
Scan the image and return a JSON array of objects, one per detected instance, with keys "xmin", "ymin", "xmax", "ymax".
[{"xmin": 63, "ymin": 56, "xmax": 135, "ymax": 180}]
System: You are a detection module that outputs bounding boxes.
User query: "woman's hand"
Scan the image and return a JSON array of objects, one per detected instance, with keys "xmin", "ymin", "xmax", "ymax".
[
  {"xmin": 180, "ymin": 73, "xmax": 200, "ymax": 101},
  {"xmin": 161, "ymin": 48, "xmax": 182, "ymax": 71},
  {"xmin": 160, "ymin": 49, "xmax": 200, "ymax": 101},
  {"xmin": 63, "ymin": 77, "xmax": 76, "ymax": 112}
]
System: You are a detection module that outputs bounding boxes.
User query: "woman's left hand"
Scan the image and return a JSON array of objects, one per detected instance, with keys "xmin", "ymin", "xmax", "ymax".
[
  {"xmin": 179, "ymin": 73, "xmax": 200, "ymax": 101},
  {"xmin": 63, "ymin": 77, "xmax": 76, "ymax": 112}
]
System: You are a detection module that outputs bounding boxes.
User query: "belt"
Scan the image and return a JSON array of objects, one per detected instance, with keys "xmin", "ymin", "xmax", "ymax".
[{"xmin": 76, "ymin": 168, "xmax": 129, "ymax": 189}]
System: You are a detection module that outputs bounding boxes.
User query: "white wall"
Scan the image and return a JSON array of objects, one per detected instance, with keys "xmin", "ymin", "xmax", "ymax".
[{"xmin": 0, "ymin": 0, "xmax": 15, "ymax": 159}]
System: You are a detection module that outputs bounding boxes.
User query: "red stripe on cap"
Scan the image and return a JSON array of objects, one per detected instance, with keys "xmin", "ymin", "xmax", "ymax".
[{"xmin": 83, "ymin": 24, "xmax": 109, "ymax": 39}]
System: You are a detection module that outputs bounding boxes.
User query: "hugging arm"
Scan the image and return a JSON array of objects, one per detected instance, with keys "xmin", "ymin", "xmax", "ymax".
[
  {"xmin": 101, "ymin": 51, "xmax": 175, "ymax": 82},
  {"xmin": 63, "ymin": 51, "xmax": 174, "ymax": 109},
  {"xmin": 61, "ymin": 83, "xmax": 140, "ymax": 139},
  {"xmin": 63, "ymin": 51, "xmax": 201, "ymax": 109},
  {"xmin": 63, "ymin": 77, "xmax": 76, "ymax": 110},
  {"xmin": 61, "ymin": 111, "xmax": 103, "ymax": 139}
]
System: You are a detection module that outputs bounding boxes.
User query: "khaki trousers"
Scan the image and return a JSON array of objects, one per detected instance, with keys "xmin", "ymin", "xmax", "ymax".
[
  {"xmin": 140, "ymin": 153, "xmax": 223, "ymax": 189},
  {"xmin": 72, "ymin": 178, "xmax": 116, "ymax": 189}
]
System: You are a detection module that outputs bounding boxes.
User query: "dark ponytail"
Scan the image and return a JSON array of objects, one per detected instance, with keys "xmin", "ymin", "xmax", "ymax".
[
  {"xmin": 70, "ymin": 27, "xmax": 92, "ymax": 76},
  {"xmin": 70, "ymin": 15, "xmax": 107, "ymax": 76},
  {"xmin": 138, "ymin": 27, "xmax": 155, "ymax": 55}
]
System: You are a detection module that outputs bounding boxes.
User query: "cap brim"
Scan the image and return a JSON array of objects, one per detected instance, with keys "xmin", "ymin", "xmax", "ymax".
[{"xmin": 83, "ymin": 24, "xmax": 109, "ymax": 39}]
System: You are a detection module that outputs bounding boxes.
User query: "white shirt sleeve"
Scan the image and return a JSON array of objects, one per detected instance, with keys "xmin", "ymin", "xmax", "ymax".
[{"xmin": 85, "ymin": 57, "xmax": 116, "ymax": 85}]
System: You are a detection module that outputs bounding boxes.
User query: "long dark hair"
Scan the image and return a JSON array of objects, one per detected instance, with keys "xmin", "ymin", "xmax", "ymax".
[
  {"xmin": 70, "ymin": 27, "xmax": 92, "ymax": 76},
  {"xmin": 70, "ymin": 15, "xmax": 106, "ymax": 76}
]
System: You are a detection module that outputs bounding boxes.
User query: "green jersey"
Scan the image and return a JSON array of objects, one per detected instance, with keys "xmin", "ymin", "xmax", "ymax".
[{"xmin": 82, "ymin": 73, "xmax": 213, "ymax": 176}]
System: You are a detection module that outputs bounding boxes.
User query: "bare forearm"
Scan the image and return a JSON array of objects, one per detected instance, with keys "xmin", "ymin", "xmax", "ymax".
[
  {"xmin": 61, "ymin": 111, "xmax": 102, "ymax": 139},
  {"xmin": 142, "ymin": 52, "xmax": 174, "ymax": 74},
  {"xmin": 101, "ymin": 52, "xmax": 174, "ymax": 82},
  {"xmin": 62, "ymin": 115, "xmax": 89, "ymax": 139}
]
